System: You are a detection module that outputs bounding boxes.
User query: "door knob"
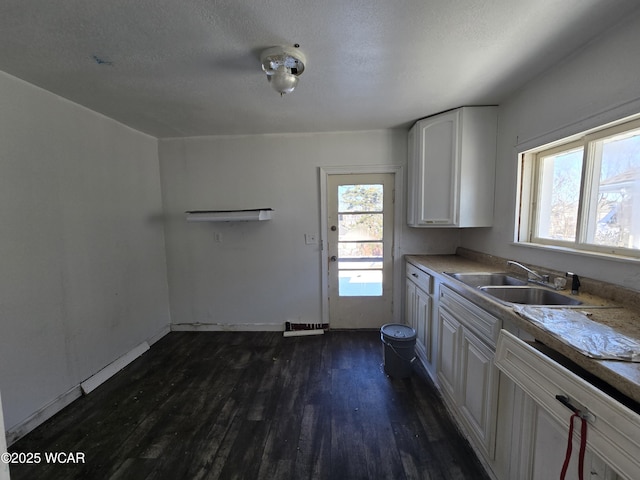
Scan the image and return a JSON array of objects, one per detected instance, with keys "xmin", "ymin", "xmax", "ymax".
[
  {"xmin": 330, "ymin": 255, "xmax": 337, "ymax": 262},
  {"xmin": 331, "ymin": 225, "xmax": 337, "ymax": 231}
]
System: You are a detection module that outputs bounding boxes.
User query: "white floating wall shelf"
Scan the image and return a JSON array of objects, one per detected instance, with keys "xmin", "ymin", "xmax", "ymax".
[{"xmin": 185, "ymin": 209, "xmax": 273, "ymax": 222}]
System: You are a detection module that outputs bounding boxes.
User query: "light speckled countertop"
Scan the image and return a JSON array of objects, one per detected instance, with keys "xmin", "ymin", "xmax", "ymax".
[{"xmin": 406, "ymin": 252, "xmax": 640, "ymax": 407}]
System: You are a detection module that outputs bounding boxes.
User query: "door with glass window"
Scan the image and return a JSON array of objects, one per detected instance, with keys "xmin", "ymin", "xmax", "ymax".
[{"xmin": 327, "ymin": 173, "xmax": 394, "ymax": 328}]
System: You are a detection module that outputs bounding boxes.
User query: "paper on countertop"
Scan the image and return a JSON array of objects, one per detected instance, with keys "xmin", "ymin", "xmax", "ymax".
[{"xmin": 513, "ymin": 305, "xmax": 640, "ymax": 362}]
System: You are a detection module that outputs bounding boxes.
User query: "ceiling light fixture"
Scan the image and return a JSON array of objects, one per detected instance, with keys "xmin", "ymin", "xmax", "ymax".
[{"xmin": 260, "ymin": 45, "xmax": 306, "ymax": 96}]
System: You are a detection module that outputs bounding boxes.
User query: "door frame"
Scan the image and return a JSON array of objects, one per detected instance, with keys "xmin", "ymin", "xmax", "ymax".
[{"xmin": 319, "ymin": 165, "xmax": 404, "ymax": 327}]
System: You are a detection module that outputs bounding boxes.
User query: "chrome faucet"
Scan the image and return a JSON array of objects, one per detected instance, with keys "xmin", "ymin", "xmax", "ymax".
[
  {"xmin": 507, "ymin": 260, "xmax": 546, "ymax": 281},
  {"xmin": 507, "ymin": 260, "xmax": 562, "ymax": 289}
]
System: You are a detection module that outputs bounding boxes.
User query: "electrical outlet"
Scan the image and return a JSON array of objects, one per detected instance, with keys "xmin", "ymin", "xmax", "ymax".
[{"xmin": 304, "ymin": 233, "xmax": 317, "ymax": 245}]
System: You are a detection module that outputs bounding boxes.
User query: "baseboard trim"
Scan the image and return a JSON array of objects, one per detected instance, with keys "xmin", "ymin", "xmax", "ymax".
[
  {"xmin": 147, "ymin": 323, "xmax": 171, "ymax": 346},
  {"xmin": 5, "ymin": 325, "xmax": 168, "ymax": 446},
  {"xmin": 6, "ymin": 385, "xmax": 82, "ymax": 446},
  {"xmin": 171, "ymin": 323, "xmax": 283, "ymax": 332},
  {"xmin": 282, "ymin": 329, "xmax": 324, "ymax": 337},
  {"xmin": 81, "ymin": 342, "xmax": 149, "ymax": 395}
]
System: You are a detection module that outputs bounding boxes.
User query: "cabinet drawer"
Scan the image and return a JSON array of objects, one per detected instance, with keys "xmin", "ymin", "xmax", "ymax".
[
  {"xmin": 406, "ymin": 262, "xmax": 433, "ymax": 294},
  {"xmin": 496, "ymin": 331, "xmax": 640, "ymax": 480},
  {"xmin": 440, "ymin": 285, "xmax": 500, "ymax": 346}
]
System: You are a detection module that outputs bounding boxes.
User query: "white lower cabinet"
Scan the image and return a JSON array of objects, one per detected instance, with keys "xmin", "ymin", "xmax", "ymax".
[
  {"xmin": 496, "ymin": 330, "xmax": 639, "ymax": 480},
  {"xmin": 405, "ymin": 278, "xmax": 417, "ymax": 334},
  {"xmin": 405, "ymin": 262, "xmax": 436, "ymax": 379},
  {"xmin": 526, "ymin": 401, "xmax": 621, "ymax": 480},
  {"xmin": 459, "ymin": 327, "xmax": 499, "ymax": 459},
  {"xmin": 436, "ymin": 285, "xmax": 500, "ymax": 461},
  {"xmin": 404, "ymin": 267, "xmax": 639, "ymax": 480},
  {"xmin": 496, "ymin": 374, "xmax": 622, "ymax": 480},
  {"xmin": 437, "ymin": 307, "xmax": 460, "ymax": 401}
]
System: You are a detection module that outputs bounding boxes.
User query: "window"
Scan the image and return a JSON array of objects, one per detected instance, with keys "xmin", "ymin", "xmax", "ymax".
[
  {"xmin": 518, "ymin": 117, "xmax": 640, "ymax": 257},
  {"xmin": 337, "ymin": 184, "xmax": 384, "ymax": 296}
]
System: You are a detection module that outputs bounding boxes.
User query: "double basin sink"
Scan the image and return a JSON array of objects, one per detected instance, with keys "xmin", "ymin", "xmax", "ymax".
[{"xmin": 445, "ymin": 272, "xmax": 583, "ymax": 306}]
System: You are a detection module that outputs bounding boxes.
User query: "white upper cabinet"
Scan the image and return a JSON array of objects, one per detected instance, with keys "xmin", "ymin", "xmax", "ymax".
[{"xmin": 407, "ymin": 106, "xmax": 497, "ymax": 227}]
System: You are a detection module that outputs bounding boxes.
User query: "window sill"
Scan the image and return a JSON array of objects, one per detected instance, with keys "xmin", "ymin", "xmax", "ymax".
[{"xmin": 511, "ymin": 242, "xmax": 640, "ymax": 265}]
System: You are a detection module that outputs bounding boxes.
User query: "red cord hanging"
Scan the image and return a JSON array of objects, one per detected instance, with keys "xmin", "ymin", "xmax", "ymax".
[{"xmin": 560, "ymin": 412, "xmax": 588, "ymax": 480}]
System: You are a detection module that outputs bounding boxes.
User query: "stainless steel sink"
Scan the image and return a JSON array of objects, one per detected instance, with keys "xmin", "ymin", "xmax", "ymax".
[
  {"xmin": 479, "ymin": 286, "xmax": 583, "ymax": 306},
  {"xmin": 445, "ymin": 272, "xmax": 528, "ymax": 287}
]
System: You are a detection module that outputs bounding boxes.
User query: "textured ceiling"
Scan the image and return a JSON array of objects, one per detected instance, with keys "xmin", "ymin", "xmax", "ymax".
[{"xmin": 1, "ymin": 0, "xmax": 639, "ymax": 138}]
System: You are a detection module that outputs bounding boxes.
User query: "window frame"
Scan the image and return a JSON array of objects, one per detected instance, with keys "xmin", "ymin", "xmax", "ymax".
[{"xmin": 517, "ymin": 115, "xmax": 640, "ymax": 259}]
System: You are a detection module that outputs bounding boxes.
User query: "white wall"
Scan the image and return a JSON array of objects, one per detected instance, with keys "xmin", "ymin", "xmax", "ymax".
[
  {"xmin": 159, "ymin": 130, "xmax": 459, "ymax": 328},
  {"xmin": 462, "ymin": 11, "xmax": 640, "ymax": 290},
  {"xmin": 0, "ymin": 72, "xmax": 171, "ymax": 434},
  {"xmin": 0, "ymin": 392, "xmax": 8, "ymax": 480}
]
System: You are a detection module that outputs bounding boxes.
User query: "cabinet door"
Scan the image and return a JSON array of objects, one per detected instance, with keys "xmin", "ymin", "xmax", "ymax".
[
  {"xmin": 496, "ymin": 331, "xmax": 634, "ymax": 480},
  {"xmin": 410, "ymin": 110, "xmax": 459, "ymax": 226},
  {"xmin": 405, "ymin": 279, "xmax": 417, "ymax": 332},
  {"xmin": 415, "ymin": 287, "xmax": 431, "ymax": 362},
  {"xmin": 516, "ymin": 393, "xmax": 621, "ymax": 480},
  {"xmin": 459, "ymin": 328, "xmax": 499, "ymax": 459},
  {"xmin": 437, "ymin": 307, "xmax": 461, "ymax": 402}
]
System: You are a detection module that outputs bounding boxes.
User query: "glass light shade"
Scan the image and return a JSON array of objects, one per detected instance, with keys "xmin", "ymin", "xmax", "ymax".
[
  {"xmin": 260, "ymin": 47, "xmax": 306, "ymax": 95},
  {"xmin": 268, "ymin": 66, "xmax": 298, "ymax": 95}
]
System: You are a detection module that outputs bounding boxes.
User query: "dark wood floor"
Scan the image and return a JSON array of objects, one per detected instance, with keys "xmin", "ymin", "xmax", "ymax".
[{"xmin": 9, "ymin": 331, "xmax": 490, "ymax": 480}]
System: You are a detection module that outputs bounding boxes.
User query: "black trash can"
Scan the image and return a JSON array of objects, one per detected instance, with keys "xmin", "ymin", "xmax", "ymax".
[{"xmin": 380, "ymin": 323, "xmax": 417, "ymax": 378}]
